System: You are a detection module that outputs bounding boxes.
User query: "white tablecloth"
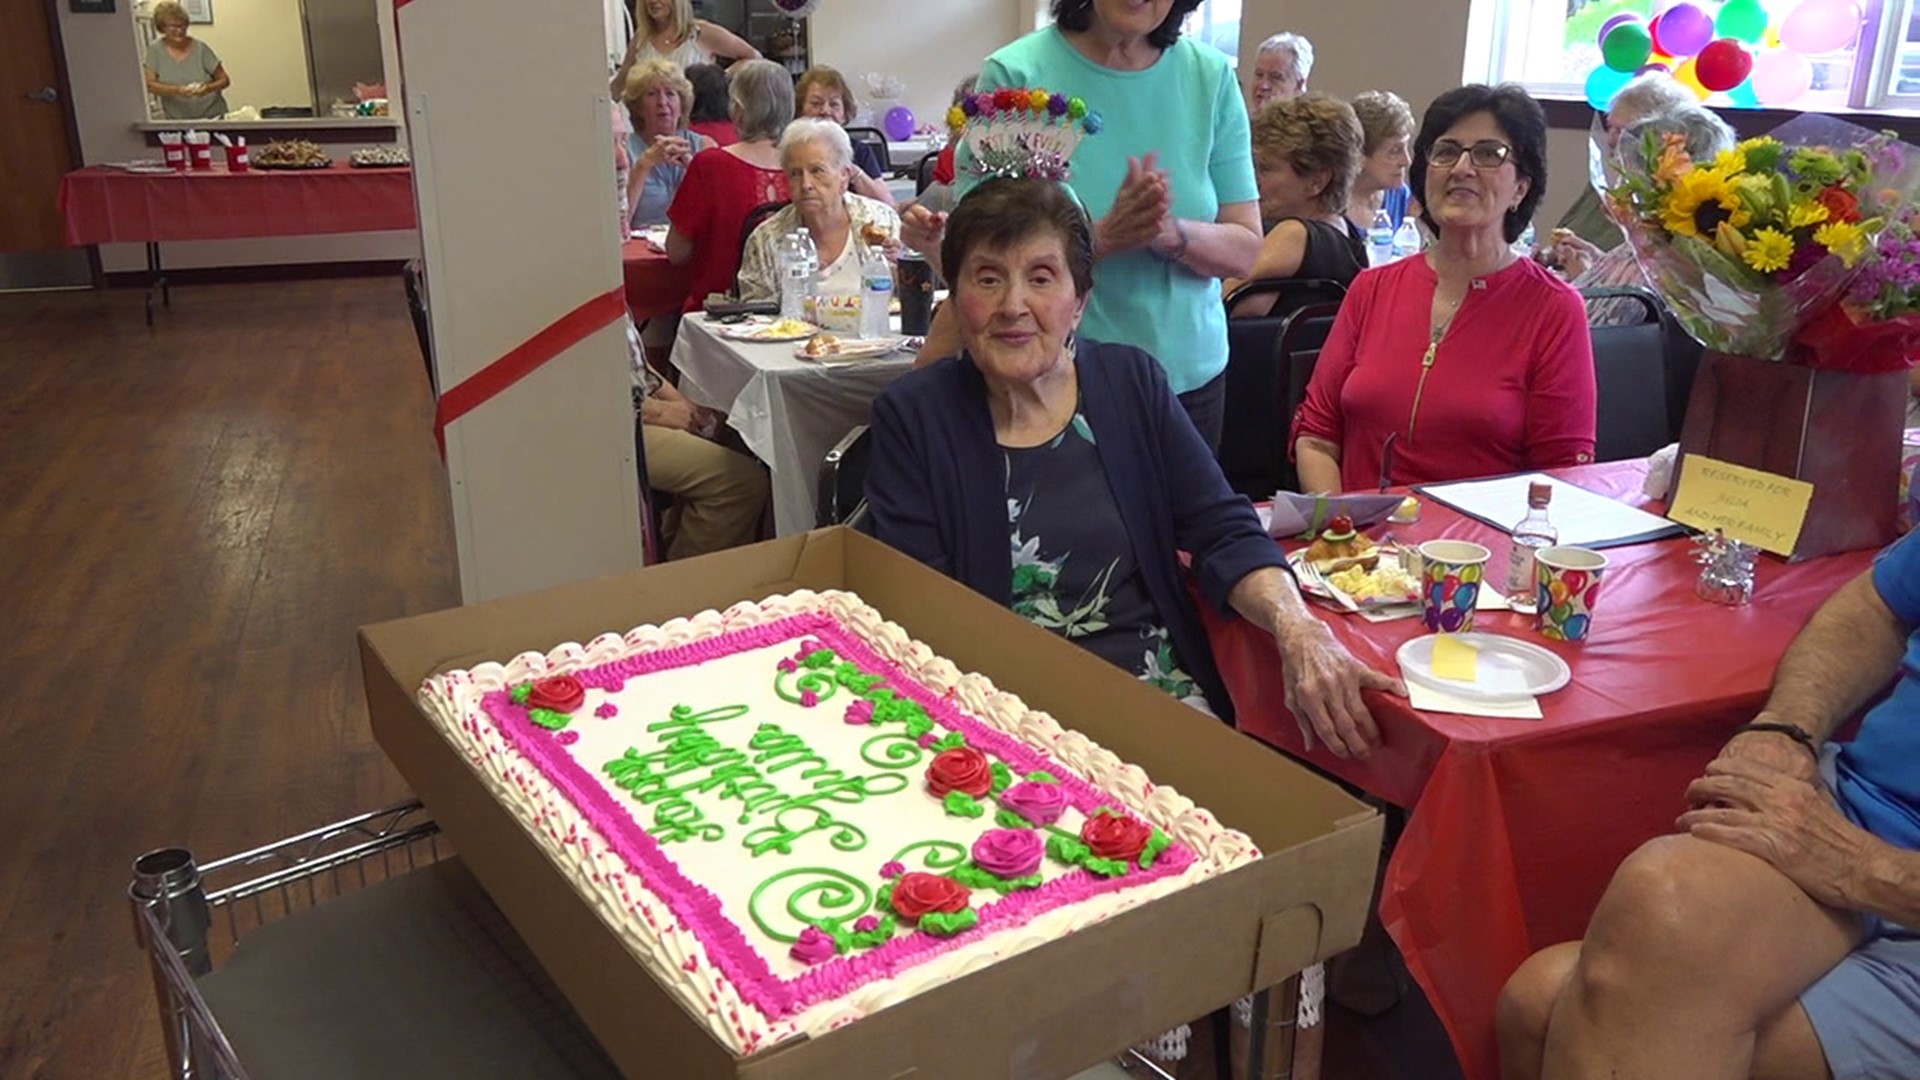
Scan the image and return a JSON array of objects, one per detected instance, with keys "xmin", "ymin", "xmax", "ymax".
[
  {"xmin": 887, "ymin": 136, "xmax": 938, "ymax": 170},
  {"xmin": 670, "ymin": 315, "xmax": 914, "ymax": 535}
]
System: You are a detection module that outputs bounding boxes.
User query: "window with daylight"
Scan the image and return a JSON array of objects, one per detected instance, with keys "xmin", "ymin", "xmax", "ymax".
[{"xmin": 1465, "ymin": 0, "xmax": 1920, "ymax": 115}]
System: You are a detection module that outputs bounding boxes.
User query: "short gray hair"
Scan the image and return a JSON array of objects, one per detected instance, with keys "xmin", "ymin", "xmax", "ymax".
[
  {"xmin": 778, "ymin": 117, "xmax": 853, "ymax": 172},
  {"xmin": 729, "ymin": 59, "xmax": 795, "ymax": 144},
  {"xmin": 1259, "ymin": 32, "xmax": 1314, "ymax": 81},
  {"xmin": 1623, "ymin": 102, "xmax": 1737, "ymax": 166},
  {"xmin": 1609, "ymin": 72, "xmax": 1693, "ymax": 125}
]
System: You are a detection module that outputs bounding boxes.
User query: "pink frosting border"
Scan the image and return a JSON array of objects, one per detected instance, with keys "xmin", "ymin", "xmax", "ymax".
[{"xmin": 478, "ymin": 611, "xmax": 1197, "ymax": 1025}]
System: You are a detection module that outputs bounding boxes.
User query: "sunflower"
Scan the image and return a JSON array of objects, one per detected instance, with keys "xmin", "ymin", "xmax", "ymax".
[
  {"xmin": 1815, "ymin": 220, "xmax": 1871, "ymax": 267},
  {"xmin": 1663, "ymin": 168, "xmax": 1749, "ymax": 239},
  {"xmin": 1740, "ymin": 137, "xmax": 1786, "ymax": 173},
  {"xmin": 1742, "ymin": 228, "xmax": 1795, "ymax": 273},
  {"xmin": 1713, "ymin": 146, "xmax": 1748, "ymax": 174},
  {"xmin": 1788, "ymin": 200, "xmax": 1831, "ymax": 229}
]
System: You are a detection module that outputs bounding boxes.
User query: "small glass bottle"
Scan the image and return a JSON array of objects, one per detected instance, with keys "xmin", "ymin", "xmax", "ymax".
[{"xmin": 1505, "ymin": 481, "xmax": 1557, "ymax": 613}]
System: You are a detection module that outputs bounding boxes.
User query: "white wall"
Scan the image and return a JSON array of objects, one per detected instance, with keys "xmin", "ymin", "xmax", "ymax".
[
  {"xmin": 180, "ymin": 0, "xmax": 315, "ymax": 112},
  {"xmin": 1240, "ymin": 0, "xmax": 1589, "ymax": 229},
  {"xmin": 57, "ymin": 0, "xmax": 413, "ymax": 271},
  {"xmin": 809, "ymin": 0, "xmax": 1023, "ymax": 136}
]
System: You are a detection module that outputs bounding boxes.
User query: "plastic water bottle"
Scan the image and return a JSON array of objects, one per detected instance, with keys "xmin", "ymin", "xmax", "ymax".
[
  {"xmin": 1367, "ymin": 208, "xmax": 1394, "ymax": 267},
  {"xmin": 776, "ymin": 235, "xmax": 806, "ymax": 321},
  {"xmin": 858, "ymin": 245, "xmax": 893, "ymax": 340},
  {"xmin": 795, "ymin": 227, "xmax": 821, "ymax": 317},
  {"xmin": 1391, "ymin": 216, "xmax": 1422, "ymax": 260}
]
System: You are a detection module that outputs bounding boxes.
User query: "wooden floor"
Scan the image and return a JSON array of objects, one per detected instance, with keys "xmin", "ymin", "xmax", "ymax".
[{"xmin": 0, "ymin": 277, "xmax": 459, "ymax": 1078}]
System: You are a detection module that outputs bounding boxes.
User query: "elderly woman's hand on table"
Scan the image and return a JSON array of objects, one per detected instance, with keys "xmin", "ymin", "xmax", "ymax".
[{"xmin": 1228, "ymin": 566, "xmax": 1405, "ymax": 759}]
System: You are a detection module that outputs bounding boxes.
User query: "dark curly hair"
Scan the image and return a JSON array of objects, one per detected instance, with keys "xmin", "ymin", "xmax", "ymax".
[
  {"xmin": 685, "ymin": 63, "xmax": 731, "ymax": 125},
  {"xmin": 1049, "ymin": 0, "xmax": 1204, "ymax": 50},
  {"xmin": 943, "ymin": 179, "xmax": 1095, "ymax": 299},
  {"xmin": 1412, "ymin": 83, "xmax": 1548, "ymax": 245}
]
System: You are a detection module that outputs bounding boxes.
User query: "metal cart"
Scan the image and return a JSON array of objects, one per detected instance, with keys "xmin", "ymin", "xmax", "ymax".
[{"xmin": 129, "ymin": 803, "xmax": 1310, "ymax": 1080}]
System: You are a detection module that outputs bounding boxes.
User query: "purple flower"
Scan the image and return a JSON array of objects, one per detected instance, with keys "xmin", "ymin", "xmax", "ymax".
[
  {"xmin": 854, "ymin": 915, "xmax": 880, "ymax": 933},
  {"xmin": 1047, "ymin": 92, "xmax": 1069, "ymax": 117},
  {"xmin": 971, "ymin": 828, "xmax": 1044, "ymax": 879},
  {"xmin": 1000, "ymin": 780, "xmax": 1067, "ymax": 826},
  {"xmin": 593, "ymin": 703, "xmax": 618, "ymax": 719},
  {"xmin": 879, "ymin": 860, "xmax": 906, "ymax": 879},
  {"xmin": 789, "ymin": 926, "xmax": 838, "ymax": 965}
]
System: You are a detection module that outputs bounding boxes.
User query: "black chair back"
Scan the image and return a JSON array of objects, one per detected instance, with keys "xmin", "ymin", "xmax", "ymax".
[
  {"xmin": 817, "ymin": 424, "xmax": 873, "ymax": 528},
  {"xmin": 1273, "ymin": 302, "xmax": 1342, "ymax": 493},
  {"xmin": 844, "ymin": 126, "xmax": 890, "ymax": 176},
  {"xmin": 1218, "ymin": 278, "xmax": 1348, "ymax": 499},
  {"xmin": 733, "ymin": 200, "xmax": 790, "ymax": 298},
  {"xmin": 1582, "ymin": 285, "xmax": 1672, "ymax": 462},
  {"xmin": 913, "ymin": 151, "xmax": 940, "ymax": 195},
  {"xmin": 1662, "ymin": 308, "xmax": 1705, "ymax": 438}
]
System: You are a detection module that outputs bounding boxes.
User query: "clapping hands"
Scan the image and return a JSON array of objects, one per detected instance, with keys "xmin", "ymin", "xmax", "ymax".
[{"xmin": 1099, "ymin": 153, "xmax": 1173, "ymax": 257}]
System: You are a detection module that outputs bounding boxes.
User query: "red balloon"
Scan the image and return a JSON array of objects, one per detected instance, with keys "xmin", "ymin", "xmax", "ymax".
[{"xmin": 1694, "ymin": 37, "xmax": 1754, "ymax": 92}]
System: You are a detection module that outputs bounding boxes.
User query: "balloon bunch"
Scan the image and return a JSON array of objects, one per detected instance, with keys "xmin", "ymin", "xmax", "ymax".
[{"xmin": 1586, "ymin": 0, "xmax": 1864, "ymax": 112}]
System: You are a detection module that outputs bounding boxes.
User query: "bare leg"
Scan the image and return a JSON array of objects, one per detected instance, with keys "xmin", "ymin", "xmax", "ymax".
[{"xmin": 1539, "ymin": 835, "xmax": 1862, "ymax": 1080}]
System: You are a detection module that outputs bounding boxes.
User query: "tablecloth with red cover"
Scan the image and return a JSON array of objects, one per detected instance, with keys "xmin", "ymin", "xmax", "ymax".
[
  {"xmin": 621, "ymin": 239, "xmax": 689, "ymax": 322},
  {"xmin": 1198, "ymin": 461, "xmax": 1873, "ymax": 1080},
  {"xmin": 59, "ymin": 164, "xmax": 417, "ymax": 245}
]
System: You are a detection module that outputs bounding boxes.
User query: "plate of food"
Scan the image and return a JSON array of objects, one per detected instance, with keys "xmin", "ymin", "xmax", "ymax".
[
  {"xmin": 1288, "ymin": 549, "xmax": 1419, "ymax": 612},
  {"xmin": 794, "ymin": 333, "xmax": 907, "ymax": 362},
  {"xmin": 713, "ymin": 317, "xmax": 819, "ymax": 342},
  {"xmin": 251, "ymin": 139, "xmax": 332, "ymax": 169},
  {"xmin": 349, "ymin": 146, "xmax": 411, "ymax": 168},
  {"xmin": 1301, "ymin": 514, "xmax": 1379, "ymax": 573}
]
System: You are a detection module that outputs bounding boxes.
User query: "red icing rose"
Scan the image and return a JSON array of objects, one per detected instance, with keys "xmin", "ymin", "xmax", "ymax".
[
  {"xmin": 889, "ymin": 871, "xmax": 971, "ymax": 920},
  {"xmin": 1081, "ymin": 811, "xmax": 1153, "ymax": 862},
  {"xmin": 926, "ymin": 747, "xmax": 993, "ymax": 798},
  {"xmin": 527, "ymin": 675, "xmax": 586, "ymax": 713}
]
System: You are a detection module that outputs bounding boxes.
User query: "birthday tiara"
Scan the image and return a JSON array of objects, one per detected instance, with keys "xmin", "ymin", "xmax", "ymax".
[{"xmin": 949, "ymin": 88, "xmax": 1101, "ymax": 182}]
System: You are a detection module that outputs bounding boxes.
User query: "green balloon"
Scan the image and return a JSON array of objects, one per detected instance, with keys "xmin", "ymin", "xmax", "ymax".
[
  {"xmin": 1717, "ymin": 0, "xmax": 1769, "ymax": 44},
  {"xmin": 1602, "ymin": 21, "xmax": 1654, "ymax": 72}
]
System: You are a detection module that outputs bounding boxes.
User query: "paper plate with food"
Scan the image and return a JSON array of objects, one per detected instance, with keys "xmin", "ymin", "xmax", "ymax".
[
  {"xmin": 794, "ymin": 333, "xmax": 908, "ymax": 362},
  {"xmin": 713, "ymin": 317, "xmax": 819, "ymax": 342}
]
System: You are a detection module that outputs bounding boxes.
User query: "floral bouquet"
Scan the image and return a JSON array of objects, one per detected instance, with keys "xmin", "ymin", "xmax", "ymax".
[
  {"xmin": 1796, "ymin": 204, "xmax": 1920, "ymax": 373},
  {"xmin": 1600, "ymin": 112, "xmax": 1920, "ymax": 362}
]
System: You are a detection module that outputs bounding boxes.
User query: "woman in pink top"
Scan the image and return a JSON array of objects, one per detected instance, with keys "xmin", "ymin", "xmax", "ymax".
[{"xmin": 1292, "ymin": 84, "xmax": 1595, "ymax": 493}]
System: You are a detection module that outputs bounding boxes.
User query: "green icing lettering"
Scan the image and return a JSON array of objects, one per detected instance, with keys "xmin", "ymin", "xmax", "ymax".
[
  {"xmin": 748, "ymin": 867, "xmax": 872, "ymax": 944},
  {"xmin": 649, "ymin": 796, "xmax": 725, "ymax": 844},
  {"xmin": 741, "ymin": 803, "xmax": 868, "ymax": 857}
]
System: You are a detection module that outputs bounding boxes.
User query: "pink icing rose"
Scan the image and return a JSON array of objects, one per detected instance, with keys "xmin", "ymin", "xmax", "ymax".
[
  {"xmin": 854, "ymin": 915, "xmax": 880, "ymax": 933},
  {"xmin": 971, "ymin": 828, "xmax": 1044, "ymax": 879},
  {"xmin": 777, "ymin": 658, "xmax": 797, "ymax": 673},
  {"xmin": 555, "ymin": 730, "xmax": 580, "ymax": 746},
  {"xmin": 789, "ymin": 926, "xmax": 838, "ymax": 965},
  {"xmin": 799, "ymin": 689, "xmax": 820, "ymax": 707},
  {"xmin": 844, "ymin": 700, "xmax": 876, "ymax": 725},
  {"xmin": 593, "ymin": 703, "xmax": 618, "ymax": 719},
  {"xmin": 879, "ymin": 860, "xmax": 906, "ymax": 879},
  {"xmin": 999, "ymin": 780, "xmax": 1066, "ymax": 826}
]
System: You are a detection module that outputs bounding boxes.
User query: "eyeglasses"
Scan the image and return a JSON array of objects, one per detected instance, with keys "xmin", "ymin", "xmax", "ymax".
[{"xmin": 1428, "ymin": 139, "xmax": 1513, "ymax": 170}]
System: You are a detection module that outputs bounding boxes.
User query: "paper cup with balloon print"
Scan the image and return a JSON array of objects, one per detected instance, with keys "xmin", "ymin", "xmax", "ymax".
[
  {"xmin": 1418, "ymin": 540, "xmax": 1491, "ymax": 634},
  {"xmin": 1534, "ymin": 546, "xmax": 1610, "ymax": 642}
]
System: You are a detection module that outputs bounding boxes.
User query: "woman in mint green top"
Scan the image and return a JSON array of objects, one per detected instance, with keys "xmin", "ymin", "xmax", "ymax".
[
  {"xmin": 143, "ymin": 2, "xmax": 229, "ymax": 121},
  {"xmin": 909, "ymin": 0, "xmax": 1262, "ymax": 451}
]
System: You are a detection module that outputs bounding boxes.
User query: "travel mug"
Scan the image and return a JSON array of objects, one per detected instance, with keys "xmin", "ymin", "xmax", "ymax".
[{"xmin": 897, "ymin": 251, "xmax": 934, "ymax": 337}]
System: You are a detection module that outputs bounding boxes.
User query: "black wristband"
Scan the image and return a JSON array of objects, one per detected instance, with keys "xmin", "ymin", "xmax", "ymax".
[{"xmin": 1731, "ymin": 721, "xmax": 1820, "ymax": 759}]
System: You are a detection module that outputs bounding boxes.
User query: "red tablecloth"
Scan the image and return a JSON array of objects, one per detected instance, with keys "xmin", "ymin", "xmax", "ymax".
[
  {"xmin": 1199, "ymin": 461, "xmax": 1874, "ymax": 1080},
  {"xmin": 622, "ymin": 239, "xmax": 690, "ymax": 321},
  {"xmin": 59, "ymin": 164, "xmax": 417, "ymax": 245}
]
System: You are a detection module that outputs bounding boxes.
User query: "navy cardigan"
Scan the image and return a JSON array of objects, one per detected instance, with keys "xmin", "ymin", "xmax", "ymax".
[{"xmin": 864, "ymin": 340, "xmax": 1287, "ymax": 720}]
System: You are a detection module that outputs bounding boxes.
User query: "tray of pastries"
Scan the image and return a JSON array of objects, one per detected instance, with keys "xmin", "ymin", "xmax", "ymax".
[{"xmin": 251, "ymin": 139, "xmax": 332, "ymax": 170}]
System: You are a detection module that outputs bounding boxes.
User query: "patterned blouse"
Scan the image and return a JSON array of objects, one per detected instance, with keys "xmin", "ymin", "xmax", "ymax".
[{"xmin": 735, "ymin": 195, "xmax": 901, "ymax": 303}]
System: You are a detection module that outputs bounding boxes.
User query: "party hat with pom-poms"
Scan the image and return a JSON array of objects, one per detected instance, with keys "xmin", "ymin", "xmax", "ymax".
[{"xmin": 950, "ymin": 88, "xmax": 1101, "ymax": 182}]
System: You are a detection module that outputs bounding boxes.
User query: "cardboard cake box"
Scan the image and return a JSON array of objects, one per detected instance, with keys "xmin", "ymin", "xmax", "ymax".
[{"xmin": 359, "ymin": 528, "xmax": 1383, "ymax": 1080}]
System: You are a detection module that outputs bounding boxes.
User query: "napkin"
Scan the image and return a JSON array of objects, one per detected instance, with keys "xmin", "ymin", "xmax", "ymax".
[
  {"xmin": 1266, "ymin": 493, "xmax": 1406, "ymax": 540},
  {"xmin": 1406, "ymin": 681, "xmax": 1543, "ymax": 719}
]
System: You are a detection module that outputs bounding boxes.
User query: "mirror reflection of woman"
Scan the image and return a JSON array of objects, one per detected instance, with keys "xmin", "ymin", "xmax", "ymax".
[{"xmin": 143, "ymin": 1, "xmax": 229, "ymax": 121}]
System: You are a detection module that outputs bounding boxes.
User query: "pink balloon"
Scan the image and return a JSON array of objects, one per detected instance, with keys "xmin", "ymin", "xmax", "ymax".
[
  {"xmin": 1780, "ymin": 0, "xmax": 1863, "ymax": 55},
  {"xmin": 1750, "ymin": 47, "xmax": 1815, "ymax": 105}
]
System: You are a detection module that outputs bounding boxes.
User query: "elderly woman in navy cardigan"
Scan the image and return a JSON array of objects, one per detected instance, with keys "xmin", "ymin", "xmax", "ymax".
[{"xmin": 867, "ymin": 178, "xmax": 1402, "ymax": 759}]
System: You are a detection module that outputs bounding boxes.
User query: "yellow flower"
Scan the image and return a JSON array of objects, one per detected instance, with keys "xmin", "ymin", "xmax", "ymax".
[
  {"xmin": 946, "ymin": 105, "xmax": 966, "ymax": 131},
  {"xmin": 1714, "ymin": 147, "xmax": 1748, "ymax": 174},
  {"xmin": 1663, "ymin": 168, "xmax": 1747, "ymax": 238},
  {"xmin": 1815, "ymin": 220, "xmax": 1870, "ymax": 267},
  {"xmin": 1742, "ymin": 228, "xmax": 1795, "ymax": 273},
  {"xmin": 1788, "ymin": 200, "xmax": 1831, "ymax": 229}
]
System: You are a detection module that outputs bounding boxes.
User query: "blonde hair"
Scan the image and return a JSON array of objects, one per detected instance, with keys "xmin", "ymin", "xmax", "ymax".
[
  {"xmin": 794, "ymin": 66, "xmax": 858, "ymax": 121},
  {"xmin": 1350, "ymin": 90, "xmax": 1416, "ymax": 156},
  {"xmin": 623, "ymin": 58, "xmax": 693, "ymax": 115},
  {"xmin": 637, "ymin": 0, "xmax": 695, "ymax": 45},
  {"xmin": 1251, "ymin": 93, "xmax": 1364, "ymax": 216},
  {"xmin": 151, "ymin": 0, "xmax": 190, "ymax": 28}
]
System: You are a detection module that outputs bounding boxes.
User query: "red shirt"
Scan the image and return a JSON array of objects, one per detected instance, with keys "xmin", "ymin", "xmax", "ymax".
[
  {"xmin": 1293, "ymin": 254, "xmax": 1596, "ymax": 492},
  {"xmin": 690, "ymin": 119, "xmax": 740, "ymax": 146},
  {"xmin": 666, "ymin": 148, "xmax": 788, "ymax": 312}
]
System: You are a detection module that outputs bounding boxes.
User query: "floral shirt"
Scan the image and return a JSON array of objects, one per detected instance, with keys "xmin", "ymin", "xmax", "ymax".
[
  {"xmin": 735, "ymin": 195, "xmax": 901, "ymax": 303},
  {"xmin": 1004, "ymin": 408, "xmax": 1205, "ymax": 709}
]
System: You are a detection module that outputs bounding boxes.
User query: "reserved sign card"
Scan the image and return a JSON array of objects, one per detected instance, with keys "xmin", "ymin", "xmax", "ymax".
[{"xmin": 1668, "ymin": 456, "xmax": 1814, "ymax": 556}]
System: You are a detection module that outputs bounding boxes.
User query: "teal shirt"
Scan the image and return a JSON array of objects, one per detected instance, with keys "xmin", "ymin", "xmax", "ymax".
[{"xmin": 965, "ymin": 28, "xmax": 1256, "ymax": 393}]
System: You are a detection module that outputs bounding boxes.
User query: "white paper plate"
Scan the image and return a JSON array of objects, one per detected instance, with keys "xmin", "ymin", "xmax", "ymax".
[
  {"xmin": 793, "ymin": 336, "xmax": 907, "ymax": 362},
  {"xmin": 713, "ymin": 318, "xmax": 819, "ymax": 343},
  {"xmin": 1396, "ymin": 633, "xmax": 1570, "ymax": 701}
]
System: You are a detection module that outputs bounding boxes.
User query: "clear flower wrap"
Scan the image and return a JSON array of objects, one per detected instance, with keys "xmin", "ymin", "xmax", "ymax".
[{"xmin": 1596, "ymin": 112, "xmax": 1920, "ymax": 364}]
